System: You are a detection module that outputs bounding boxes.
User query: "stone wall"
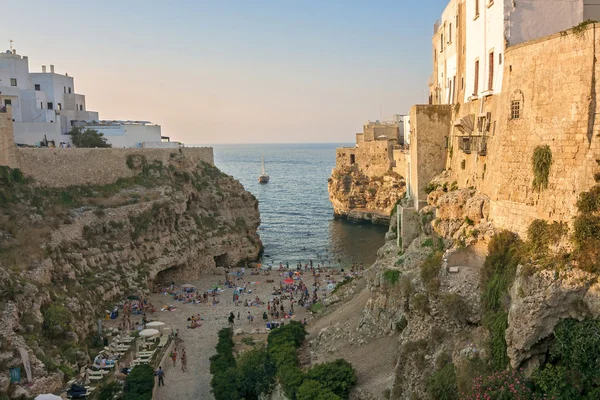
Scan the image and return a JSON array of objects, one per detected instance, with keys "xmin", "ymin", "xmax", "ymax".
[
  {"xmin": 0, "ymin": 106, "xmax": 17, "ymax": 168},
  {"xmin": 485, "ymin": 24, "xmax": 600, "ymax": 234},
  {"xmin": 441, "ymin": 25, "xmax": 600, "ymax": 235},
  {"xmin": 355, "ymin": 140, "xmax": 394, "ymax": 178},
  {"xmin": 15, "ymin": 147, "xmax": 214, "ymax": 188},
  {"xmin": 392, "ymin": 147, "xmax": 408, "ymax": 177},
  {"xmin": 363, "ymin": 123, "xmax": 399, "ymax": 142},
  {"xmin": 409, "ymin": 105, "xmax": 452, "ymax": 209},
  {"xmin": 335, "ymin": 147, "xmax": 357, "ymax": 170}
]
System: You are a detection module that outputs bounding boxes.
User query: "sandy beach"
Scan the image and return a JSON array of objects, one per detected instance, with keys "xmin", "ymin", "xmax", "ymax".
[{"xmin": 124, "ymin": 267, "xmax": 336, "ymax": 400}]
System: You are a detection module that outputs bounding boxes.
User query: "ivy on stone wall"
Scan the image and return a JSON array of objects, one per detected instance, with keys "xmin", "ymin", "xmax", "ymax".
[{"xmin": 532, "ymin": 145, "xmax": 553, "ymax": 192}]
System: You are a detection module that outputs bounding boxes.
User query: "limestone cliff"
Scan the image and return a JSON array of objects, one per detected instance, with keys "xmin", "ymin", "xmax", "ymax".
[
  {"xmin": 328, "ymin": 165, "xmax": 405, "ymax": 225},
  {"xmin": 0, "ymin": 154, "xmax": 261, "ymax": 398},
  {"xmin": 307, "ymin": 176, "xmax": 600, "ymax": 399}
]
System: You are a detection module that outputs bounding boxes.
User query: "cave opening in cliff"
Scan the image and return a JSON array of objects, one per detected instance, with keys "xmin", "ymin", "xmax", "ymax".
[{"xmin": 214, "ymin": 254, "xmax": 228, "ymax": 267}]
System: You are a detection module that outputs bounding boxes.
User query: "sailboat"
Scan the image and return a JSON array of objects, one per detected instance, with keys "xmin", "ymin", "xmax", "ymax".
[{"xmin": 258, "ymin": 154, "xmax": 270, "ymax": 183}]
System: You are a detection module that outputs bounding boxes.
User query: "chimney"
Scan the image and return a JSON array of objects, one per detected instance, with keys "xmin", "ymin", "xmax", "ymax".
[
  {"xmin": 42, "ymin": 65, "xmax": 46, "ymax": 73},
  {"xmin": 12, "ymin": 49, "xmax": 16, "ymax": 54},
  {"xmin": 50, "ymin": 65, "xmax": 54, "ymax": 73}
]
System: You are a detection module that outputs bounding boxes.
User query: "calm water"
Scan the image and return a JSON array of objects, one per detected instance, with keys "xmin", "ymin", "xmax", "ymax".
[{"xmin": 210, "ymin": 143, "xmax": 387, "ymax": 268}]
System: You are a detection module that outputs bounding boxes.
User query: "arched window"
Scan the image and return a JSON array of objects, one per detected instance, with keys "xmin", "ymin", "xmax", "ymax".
[{"xmin": 510, "ymin": 90, "xmax": 524, "ymax": 120}]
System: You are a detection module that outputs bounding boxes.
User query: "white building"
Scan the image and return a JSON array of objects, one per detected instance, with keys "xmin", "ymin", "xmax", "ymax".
[
  {"xmin": 74, "ymin": 120, "xmax": 166, "ymax": 148},
  {"xmin": 464, "ymin": 0, "xmax": 600, "ymax": 102},
  {"xmin": 0, "ymin": 49, "xmax": 164, "ymax": 148},
  {"xmin": 431, "ymin": 0, "xmax": 460, "ymax": 105}
]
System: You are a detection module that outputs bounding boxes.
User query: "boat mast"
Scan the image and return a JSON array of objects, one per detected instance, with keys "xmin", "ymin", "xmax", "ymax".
[{"xmin": 261, "ymin": 154, "xmax": 266, "ymax": 175}]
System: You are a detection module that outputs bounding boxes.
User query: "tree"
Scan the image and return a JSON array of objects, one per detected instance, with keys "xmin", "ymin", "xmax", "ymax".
[
  {"xmin": 69, "ymin": 127, "xmax": 111, "ymax": 148},
  {"xmin": 305, "ymin": 359, "xmax": 357, "ymax": 399},
  {"xmin": 297, "ymin": 380, "xmax": 342, "ymax": 400},
  {"xmin": 123, "ymin": 364, "xmax": 154, "ymax": 400},
  {"xmin": 237, "ymin": 346, "xmax": 276, "ymax": 400}
]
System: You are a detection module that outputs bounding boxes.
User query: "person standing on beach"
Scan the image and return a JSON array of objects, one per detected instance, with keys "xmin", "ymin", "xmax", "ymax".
[
  {"xmin": 156, "ymin": 366, "xmax": 165, "ymax": 386},
  {"xmin": 181, "ymin": 349, "xmax": 187, "ymax": 372},
  {"xmin": 171, "ymin": 348, "xmax": 177, "ymax": 367},
  {"xmin": 228, "ymin": 312, "xmax": 235, "ymax": 327}
]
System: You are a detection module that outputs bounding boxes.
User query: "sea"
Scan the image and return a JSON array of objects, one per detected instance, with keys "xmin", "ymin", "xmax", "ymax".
[{"xmin": 211, "ymin": 143, "xmax": 387, "ymax": 268}]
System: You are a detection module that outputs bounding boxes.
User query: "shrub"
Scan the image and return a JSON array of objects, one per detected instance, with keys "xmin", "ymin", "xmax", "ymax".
[
  {"xmin": 268, "ymin": 321, "xmax": 306, "ymax": 348},
  {"xmin": 277, "ymin": 364, "xmax": 305, "ymax": 399},
  {"xmin": 531, "ymin": 319, "xmax": 600, "ymax": 398},
  {"xmin": 480, "ymin": 231, "xmax": 522, "ymax": 370},
  {"xmin": 442, "ymin": 293, "xmax": 469, "ymax": 325},
  {"xmin": 69, "ymin": 127, "xmax": 112, "ymax": 148},
  {"xmin": 383, "ymin": 269, "xmax": 400, "ymax": 286},
  {"xmin": 456, "ymin": 356, "xmax": 491, "ymax": 395},
  {"xmin": 426, "ymin": 363, "xmax": 458, "ymax": 400},
  {"xmin": 41, "ymin": 303, "xmax": 72, "ymax": 338},
  {"xmin": 576, "ymin": 185, "xmax": 600, "ymax": 213},
  {"xmin": 464, "ymin": 369, "xmax": 540, "ymax": 400},
  {"xmin": 411, "ymin": 293, "xmax": 429, "ymax": 314},
  {"xmin": 305, "ymin": 359, "xmax": 357, "ymax": 399},
  {"xmin": 526, "ymin": 219, "xmax": 566, "ymax": 256},
  {"xmin": 484, "ymin": 311, "xmax": 509, "ymax": 371},
  {"xmin": 124, "ymin": 364, "xmax": 154, "ymax": 400},
  {"xmin": 532, "ymin": 145, "xmax": 552, "ymax": 192},
  {"xmin": 297, "ymin": 380, "xmax": 342, "ymax": 400},
  {"xmin": 425, "ymin": 182, "xmax": 441, "ymax": 194},
  {"xmin": 237, "ymin": 346, "xmax": 276, "ymax": 400},
  {"xmin": 420, "ymin": 251, "xmax": 443, "ymax": 294},
  {"xmin": 98, "ymin": 382, "xmax": 122, "ymax": 400}
]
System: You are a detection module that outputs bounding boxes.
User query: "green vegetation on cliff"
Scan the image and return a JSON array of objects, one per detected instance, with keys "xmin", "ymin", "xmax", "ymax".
[{"xmin": 210, "ymin": 323, "xmax": 357, "ymax": 400}]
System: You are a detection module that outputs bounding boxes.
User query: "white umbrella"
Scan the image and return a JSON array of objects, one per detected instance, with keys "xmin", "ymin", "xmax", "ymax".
[
  {"xmin": 139, "ymin": 329, "xmax": 160, "ymax": 337},
  {"xmin": 146, "ymin": 321, "xmax": 165, "ymax": 328},
  {"xmin": 35, "ymin": 395, "xmax": 62, "ymax": 400}
]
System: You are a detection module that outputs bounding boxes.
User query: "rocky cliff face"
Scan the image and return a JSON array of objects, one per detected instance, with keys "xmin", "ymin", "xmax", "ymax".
[
  {"xmin": 0, "ymin": 155, "xmax": 261, "ymax": 398},
  {"xmin": 328, "ymin": 165, "xmax": 405, "ymax": 225},
  {"xmin": 309, "ymin": 175, "xmax": 600, "ymax": 399}
]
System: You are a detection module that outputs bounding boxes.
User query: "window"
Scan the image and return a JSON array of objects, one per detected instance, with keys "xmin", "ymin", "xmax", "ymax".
[
  {"xmin": 10, "ymin": 78, "xmax": 17, "ymax": 86},
  {"xmin": 475, "ymin": 0, "xmax": 480, "ymax": 18},
  {"xmin": 79, "ymin": 104, "xmax": 83, "ymax": 111},
  {"xmin": 47, "ymin": 102, "xmax": 53, "ymax": 110},
  {"xmin": 488, "ymin": 52, "xmax": 494, "ymax": 91},
  {"xmin": 440, "ymin": 34, "xmax": 444, "ymax": 51},
  {"xmin": 448, "ymin": 23, "xmax": 452, "ymax": 43},
  {"xmin": 4, "ymin": 99, "xmax": 11, "ymax": 107},
  {"xmin": 499, "ymin": 53, "xmax": 503, "ymax": 64},
  {"xmin": 474, "ymin": 60, "xmax": 479, "ymax": 95},
  {"xmin": 68, "ymin": 87, "xmax": 72, "ymax": 94},
  {"xmin": 461, "ymin": 77, "xmax": 464, "ymax": 90},
  {"xmin": 57, "ymin": 103, "xmax": 62, "ymax": 111},
  {"xmin": 34, "ymin": 84, "xmax": 40, "ymax": 91},
  {"xmin": 350, "ymin": 154, "xmax": 355, "ymax": 164},
  {"xmin": 511, "ymin": 100, "xmax": 521, "ymax": 119},
  {"xmin": 63, "ymin": 87, "xmax": 66, "ymax": 94},
  {"xmin": 40, "ymin": 102, "xmax": 43, "ymax": 109}
]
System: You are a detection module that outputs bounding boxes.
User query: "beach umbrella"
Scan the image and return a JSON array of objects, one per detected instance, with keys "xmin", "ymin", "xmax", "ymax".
[
  {"xmin": 35, "ymin": 395, "xmax": 62, "ymax": 400},
  {"xmin": 283, "ymin": 278, "xmax": 294, "ymax": 285},
  {"xmin": 139, "ymin": 329, "xmax": 160, "ymax": 337},
  {"xmin": 181, "ymin": 284, "xmax": 194, "ymax": 288},
  {"xmin": 146, "ymin": 321, "xmax": 165, "ymax": 328}
]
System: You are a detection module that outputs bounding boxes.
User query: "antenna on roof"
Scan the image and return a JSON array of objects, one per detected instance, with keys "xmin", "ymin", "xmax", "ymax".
[{"xmin": 9, "ymin": 40, "xmax": 13, "ymax": 51}]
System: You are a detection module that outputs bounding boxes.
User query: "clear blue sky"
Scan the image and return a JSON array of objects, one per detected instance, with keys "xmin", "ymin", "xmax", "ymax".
[{"xmin": 4, "ymin": 0, "xmax": 448, "ymax": 144}]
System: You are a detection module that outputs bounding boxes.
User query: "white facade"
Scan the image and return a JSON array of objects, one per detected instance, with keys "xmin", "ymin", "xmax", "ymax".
[
  {"xmin": 0, "ymin": 49, "xmax": 163, "ymax": 147},
  {"xmin": 432, "ymin": 0, "xmax": 459, "ymax": 105},
  {"xmin": 80, "ymin": 122, "xmax": 162, "ymax": 148},
  {"xmin": 0, "ymin": 49, "xmax": 99, "ymax": 145},
  {"xmin": 464, "ymin": 0, "xmax": 591, "ymax": 102}
]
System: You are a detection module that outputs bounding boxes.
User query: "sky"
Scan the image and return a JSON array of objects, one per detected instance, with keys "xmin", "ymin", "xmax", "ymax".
[{"xmin": 3, "ymin": 0, "xmax": 448, "ymax": 144}]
